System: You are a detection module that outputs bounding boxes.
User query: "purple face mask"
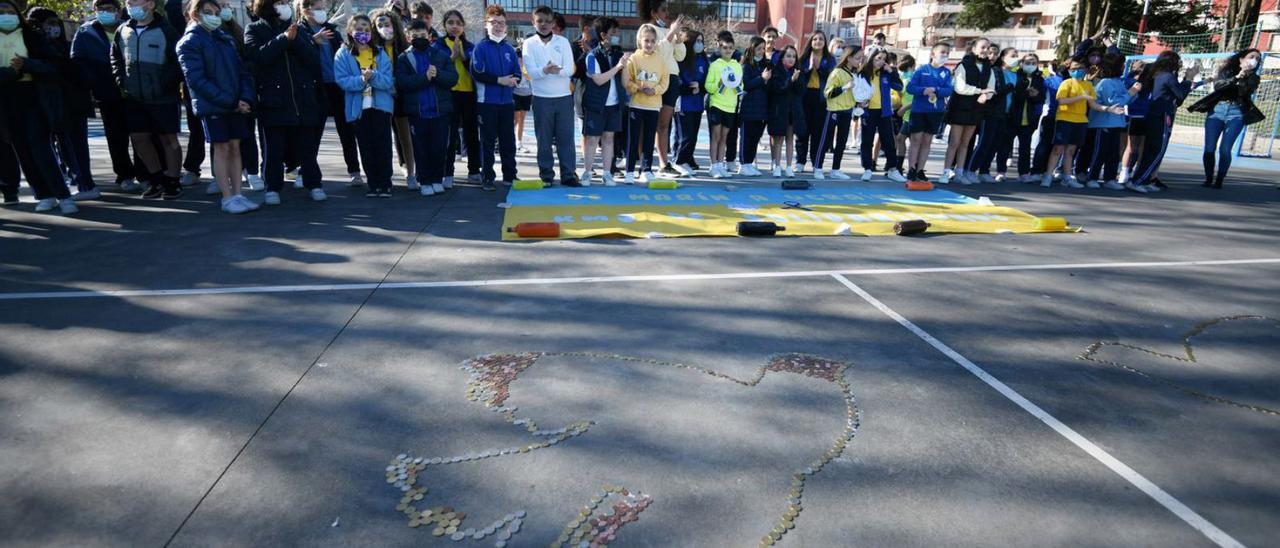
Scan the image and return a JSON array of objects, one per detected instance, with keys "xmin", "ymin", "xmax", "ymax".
[{"xmin": 354, "ymin": 31, "xmax": 372, "ymax": 44}]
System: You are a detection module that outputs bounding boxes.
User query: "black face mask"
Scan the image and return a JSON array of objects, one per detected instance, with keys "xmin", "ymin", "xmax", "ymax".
[
  {"xmin": 536, "ymin": 30, "xmax": 552, "ymax": 39},
  {"xmin": 411, "ymin": 37, "xmax": 430, "ymax": 50}
]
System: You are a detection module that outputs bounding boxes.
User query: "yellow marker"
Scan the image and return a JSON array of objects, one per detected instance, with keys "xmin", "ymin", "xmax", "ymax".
[
  {"xmin": 512, "ymin": 179, "xmax": 545, "ymax": 190},
  {"xmin": 647, "ymin": 180, "xmax": 679, "ymax": 190},
  {"xmin": 1036, "ymin": 217, "xmax": 1068, "ymax": 231}
]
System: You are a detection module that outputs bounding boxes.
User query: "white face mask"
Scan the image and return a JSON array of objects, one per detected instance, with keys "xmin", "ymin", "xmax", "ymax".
[
  {"xmin": 1242, "ymin": 58, "xmax": 1258, "ymax": 71},
  {"xmin": 274, "ymin": 4, "xmax": 292, "ymax": 21},
  {"xmin": 610, "ymin": 35, "xmax": 620, "ymax": 46},
  {"xmin": 378, "ymin": 27, "xmax": 394, "ymax": 40},
  {"xmin": 487, "ymin": 29, "xmax": 505, "ymax": 42},
  {"xmin": 311, "ymin": 9, "xmax": 327, "ymax": 24},
  {"xmin": 832, "ymin": 48, "xmax": 843, "ymax": 59}
]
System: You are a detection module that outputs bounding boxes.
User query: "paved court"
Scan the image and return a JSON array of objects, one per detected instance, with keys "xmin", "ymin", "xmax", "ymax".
[{"xmin": 1, "ymin": 122, "xmax": 1278, "ymax": 547}]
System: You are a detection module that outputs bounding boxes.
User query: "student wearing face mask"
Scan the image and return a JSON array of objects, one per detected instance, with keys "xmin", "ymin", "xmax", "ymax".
[
  {"xmin": 736, "ymin": 36, "xmax": 772, "ymax": 177},
  {"xmin": 0, "ymin": 0, "xmax": 76, "ymax": 212},
  {"xmin": 766, "ymin": 44, "xmax": 804, "ymax": 177},
  {"xmin": 904, "ymin": 42, "xmax": 952, "ymax": 184},
  {"xmin": 523, "ymin": 5, "xmax": 578, "ymax": 187},
  {"xmin": 245, "ymin": 0, "xmax": 326, "ymax": 204},
  {"xmin": 70, "ymin": 0, "xmax": 139, "ymax": 194},
  {"xmin": 672, "ymin": 28, "xmax": 706, "ymax": 177},
  {"xmin": 27, "ymin": 8, "xmax": 96, "ymax": 201},
  {"xmin": 163, "ymin": 0, "xmax": 208, "ymax": 188},
  {"xmin": 1030, "ymin": 61, "xmax": 1066, "ymax": 182},
  {"xmin": 639, "ymin": 0, "xmax": 686, "ymax": 180},
  {"xmin": 761, "ymin": 26, "xmax": 783, "ymax": 65},
  {"xmin": 966, "ymin": 46, "xmax": 1017, "ymax": 183},
  {"xmin": 940, "ymin": 38, "xmax": 994, "ymax": 185},
  {"xmin": 112, "ymin": 0, "xmax": 185, "ymax": 201},
  {"xmin": 1082, "ymin": 53, "xmax": 1136, "ymax": 191},
  {"xmin": 702, "ymin": 31, "xmax": 740, "ymax": 180},
  {"xmin": 177, "ymin": 0, "xmax": 258, "ymax": 213},
  {"xmin": 855, "ymin": 48, "xmax": 905, "ymax": 182},
  {"xmin": 627, "ymin": 23, "xmax": 672, "ymax": 183},
  {"xmin": 1118, "ymin": 59, "xmax": 1147, "ymax": 185},
  {"xmin": 370, "ymin": 9, "xmax": 415, "ymax": 191},
  {"xmin": 1128, "ymin": 51, "xmax": 1199, "ymax": 192},
  {"xmin": 1041, "ymin": 57, "xmax": 1127, "ymax": 189},
  {"xmin": 298, "ymin": 0, "xmax": 360, "ymax": 187},
  {"xmin": 469, "ymin": 5, "xmax": 522, "ymax": 190},
  {"xmin": 334, "ymin": 13, "xmax": 394, "ymax": 196},
  {"xmin": 1191, "ymin": 48, "xmax": 1262, "ymax": 189},
  {"xmin": 396, "ymin": 19, "xmax": 457, "ymax": 197},
  {"xmin": 794, "ymin": 31, "xmax": 834, "ymax": 173},
  {"xmin": 207, "ymin": 0, "xmax": 265, "ymax": 195},
  {"xmin": 1009, "ymin": 53, "xmax": 1044, "ymax": 183},
  {"xmin": 579, "ymin": 17, "xmax": 629, "ymax": 186}
]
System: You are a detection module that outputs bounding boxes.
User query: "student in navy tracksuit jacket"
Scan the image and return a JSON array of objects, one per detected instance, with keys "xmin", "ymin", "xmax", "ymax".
[
  {"xmin": 737, "ymin": 36, "xmax": 771, "ymax": 177},
  {"xmin": 1129, "ymin": 51, "xmax": 1199, "ymax": 191},
  {"xmin": 1031, "ymin": 65, "xmax": 1066, "ymax": 177},
  {"xmin": 70, "ymin": 0, "xmax": 137, "ymax": 190},
  {"xmin": 903, "ymin": 43, "xmax": 952, "ymax": 182},
  {"xmin": 673, "ymin": 30, "xmax": 706, "ymax": 176},
  {"xmin": 1009, "ymin": 53, "xmax": 1045, "ymax": 181},
  {"xmin": 857, "ymin": 49, "xmax": 904, "ymax": 182},
  {"xmin": 396, "ymin": 20, "xmax": 457, "ymax": 197},
  {"xmin": 470, "ymin": 5, "xmax": 522, "ymax": 190},
  {"xmin": 579, "ymin": 17, "xmax": 629, "ymax": 186},
  {"xmin": 795, "ymin": 32, "xmax": 835, "ymax": 171},
  {"xmin": 766, "ymin": 45, "xmax": 805, "ymax": 177}
]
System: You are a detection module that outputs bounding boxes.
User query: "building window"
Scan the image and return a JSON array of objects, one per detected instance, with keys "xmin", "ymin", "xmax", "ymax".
[{"xmin": 488, "ymin": 0, "xmax": 756, "ymax": 22}]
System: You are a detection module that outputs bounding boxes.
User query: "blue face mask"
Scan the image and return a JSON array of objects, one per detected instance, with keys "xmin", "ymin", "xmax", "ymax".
[
  {"xmin": 220, "ymin": 7, "xmax": 232, "ymax": 21},
  {"xmin": 693, "ymin": 41, "xmax": 703, "ymax": 54},
  {"xmin": 1070, "ymin": 69, "xmax": 1086, "ymax": 79},
  {"xmin": 97, "ymin": 10, "xmax": 118, "ymax": 25},
  {"xmin": 0, "ymin": 14, "xmax": 17, "ymax": 32},
  {"xmin": 127, "ymin": 6, "xmax": 147, "ymax": 20},
  {"xmin": 1022, "ymin": 64, "xmax": 1038, "ymax": 74}
]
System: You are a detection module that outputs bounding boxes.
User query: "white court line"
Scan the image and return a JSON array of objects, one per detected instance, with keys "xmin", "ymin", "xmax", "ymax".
[
  {"xmin": 1, "ymin": 257, "xmax": 1279, "ymax": 301},
  {"xmin": 829, "ymin": 273, "xmax": 1245, "ymax": 548}
]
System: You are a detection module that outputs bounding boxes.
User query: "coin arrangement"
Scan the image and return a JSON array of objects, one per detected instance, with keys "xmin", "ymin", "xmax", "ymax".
[
  {"xmin": 1078, "ymin": 315, "xmax": 1279, "ymax": 416},
  {"xmin": 385, "ymin": 351, "xmax": 861, "ymax": 547}
]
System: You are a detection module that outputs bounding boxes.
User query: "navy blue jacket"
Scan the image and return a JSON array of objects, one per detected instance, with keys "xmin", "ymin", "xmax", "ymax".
[
  {"xmin": 244, "ymin": 17, "xmax": 323, "ymax": 126},
  {"xmin": 740, "ymin": 60, "xmax": 772, "ymax": 122},
  {"xmin": 677, "ymin": 54, "xmax": 708, "ymax": 112},
  {"xmin": 1011, "ymin": 68, "xmax": 1046, "ymax": 128},
  {"xmin": 767, "ymin": 65, "xmax": 806, "ymax": 134},
  {"xmin": 177, "ymin": 25, "xmax": 255, "ymax": 117},
  {"xmin": 797, "ymin": 51, "xmax": 836, "ymax": 92},
  {"xmin": 470, "ymin": 36, "xmax": 521, "ymax": 105},
  {"xmin": 396, "ymin": 44, "xmax": 458, "ymax": 119},
  {"xmin": 579, "ymin": 44, "xmax": 627, "ymax": 112},
  {"xmin": 71, "ymin": 20, "xmax": 122, "ymax": 102}
]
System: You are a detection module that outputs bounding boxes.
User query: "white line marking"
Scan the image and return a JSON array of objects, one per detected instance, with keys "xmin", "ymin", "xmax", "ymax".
[
  {"xmin": 1, "ymin": 257, "xmax": 1279, "ymax": 301},
  {"xmin": 829, "ymin": 273, "xmax": 1246, "ymax": 548}
]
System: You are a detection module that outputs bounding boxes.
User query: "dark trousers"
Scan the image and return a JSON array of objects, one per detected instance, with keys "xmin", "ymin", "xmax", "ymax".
[
  {"xmin": 263, "ymin": 124, "xmax": 323, "ymax": 192},
  {"xmin": 626, "ymin": 108, "xmax": 659, "ymax": 173},
  {"xmin": 1013, "ymin": 123, "xmax": 1037, "ymax": 175},
  {"xmin": 182, "ymin": 91, "xmax": 205, "ymax": 174},
  {"xmin": 860, "ymin": 109, "xmax": 896, "ymax": 171},
  {"xmin": 353, "ymin": 109, "xmax": 394, "ymax": 191},
  {"xmin": 1086, "ymin": 126, "xmax": 1123, "ymax": 181},
  {"xmin": 815, "ymin": 110, "xmax": 852, "ymax": 170},
  {"xmin": 1131, "ymin": 112, "xmax": 1172, "ymax": 186},
  {"xmin": 797, "ymin": 88, "xmax": 825, "ymax": 166},
  {"xmin": 410, "ymin": 114, "xmax": 450, "ymax": 186},
  {"xmin": 57, "ymin": 116, "xmax": 95, "ymax": 191},
  {"xmin": 1074, "ymin": 128, "xmax": 1097, "ymax": 177},
  {"xmin": 725, "ymin": 116, "xmax": 739, "ymax": 163},
  {"xmin": 477, "ymin": 102, "xmax": 517, "ymax": 183},
  {"xmin": 967, "ymin": 116, "xmax": 1007, "ymax": 175},
  {"xmin": 97, "ymin": 99, "xmax": 136, "ymax": 181},
  {"xmin": 1032, "ymin": 114, "xmax": 1057, "ymax": 174},
  {"xmin": 739, "ymin": 119, "xmax": 766, "ymax": 164},
  {"xmin": 242, "ymin": 116, "xmax": 260, "ymax": 175},
  {"xmin": 5, "ymin": 89, "xmax": 68, "ymax": 200},
  {"xmin": 324, "ymin": 83, "xmax": 361, "ymax": 174},
  {"xmin": 674, "ymin": 110, "xmax": 702, "ymax": 166},
  {"xmin": 449, "ymin": 90, "xmax": 481, "ymax": 177}
]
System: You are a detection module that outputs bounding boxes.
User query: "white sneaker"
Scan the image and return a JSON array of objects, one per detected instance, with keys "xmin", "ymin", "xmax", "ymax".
[
  {"xmin": 831, "ymin": 171, "xmax": 851, "ymax": 180},
  {"xmin": 1125, "ymin": 182, "xmax": 1149, "ymax": 193},
  {"xmin": 432, "ymin": 183, "xmax": 445, "ymax": 193},
  {"xmin": 349, "ymin": 172, "xmax": 364, "ymax": 186},
  {"xmin": 179, "ymin": 171, "xmax": 200, "ymax": 186},
  {"xmin": 406, "ymin": 174, "xmax": 419, "ymax": 190},
  {"xmin": 886, "ymin": 170, "xmax": 908, "ymax": 183},
  {"xmin": 642, "ymin": 171, "xmax": 657, "ymax": 183},
  {"xmin": 938, "ymin": 170, "xmax": 952, "ymax": 185},
  {"xmin": 420, "ymin": 184, "xmax": 436, "ymax": 196},
  {"xmin": 814, "ymin": 170, "xmax": 826, "ymax": 180},
  {"xmin": 118, "ymin": 178, "xmax": 140, "ymax": 192},
  {"xmin": 993, "ymin": 173, "xmax": 1006, "ymax": 183},
  {"xmin": 962, "ymin": 171, "xmax": 980, "ymax": 185},
  {"xmin": 709, "ymin": 165, "xmax": 724, "ymax": 179},
  {"xmin": 1142, "ymin": 183, "xmax": 1161, "ymax": 193},
  {"xmin": 772, "ymin": 165, "xmax": 783, "ymax": 178},
  {"xmin": 603, "ymin": 172, "xmax": 617, "ymax": 187},
  {"xmin": 35, "ymin": 198, "xmax": 57, "ymax": 212},
  {"xmin": 221, "ymin": 195, "xmax": 251, "ymax": 214},
  {"xmin": 1085, "ymin": 180, "xmax": 1101, "ymax": 189},
  {"xmin": 1019, "ymin": 174, "xmax": 1035, "ymax": 183},
  {"xmin": 292, "ymin": 179, "xmax": 304, "ymax": 189},
  {"xmin": 785, "ymin": 166, "xmax": 796, "ymax": 177},
  {"xmin": 233, "ymin": 194, "xmax": 260, "ymax": 210},
  {"xmin": 1104, "ymin": 180, "xmax": 1125, "ymax": 190},
  {"xmin": 979, "ymin": 173, "xmax": 996, "ymax": 183},
  {"xmin": 1063, "ymin": 177, "xmax": 1084, "ymax": 189},
  {"xmin": 310, "ymin": 188, "xmax": 327, "ymax": 201},
  {"xmin": 624, "ymin": 172, "xmax": 636, "ymax": 185},
  {"xmin": 58, "ymin": 199, "xmax": 78, "ymax": 214},
  {"xmin": 246, "ymin": 173, "xmax": 265, "ymax": 191},
  {"xmin": 205, "ymin": 181, "xmax": 221, "ymax": 195},
  {"xmin": 727, "ymin": 161, "xmax": 739, "ymax": 174},
  {"xmin": 500, "ymin": 180, "xmax": 512, "ymax": 187},
  {"xmin": 264, "ymin": 191, "xmax": 281, "ymax": 205},
  {"xmin": 72, "ymin": 187, "xmax": 101, "ymax": 201},
  {"xmin": 740, "ymin": 165, "xmax": 759, "ymax": 177},
  {"xmin": 1040, "ymin": 174, "xmax": 1053, "ymax": 188},
  {"xmin": 677, "ymin": 163, "xmax": 695, "ymax": 177},
  {"xmin": 1116, "ymin": 167, "xmax": 1130, "ymax": 184},
  {"xmin": 442, "ymin": 176, "xmax": 453, "ymax": 189}
]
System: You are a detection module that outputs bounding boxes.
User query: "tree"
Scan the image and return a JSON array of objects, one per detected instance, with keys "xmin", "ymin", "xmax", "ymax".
[
  {"xmin": 1055, "ymin": 0, "xmax": 1212, "ymax": 59},
  {"xmin": 1219, "ymin": 0, "xmax": 1261, "ymax": 51},
  {"xmin": 955, "ymin": 0, "xmax": 1022, "ymax": 32}
]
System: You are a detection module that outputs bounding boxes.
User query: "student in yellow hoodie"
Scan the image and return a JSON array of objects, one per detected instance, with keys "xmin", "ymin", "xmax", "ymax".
[
  {"xmin": 814, "ymin": 49, "xmax": 864, "ymax": 180},
  {"xmin": 704, "ymin": 31, "xmax": 743, "ymax": 179},
  {"xmin": 624, "ymin": 23, "xmax": 670, "ymax": 184}
]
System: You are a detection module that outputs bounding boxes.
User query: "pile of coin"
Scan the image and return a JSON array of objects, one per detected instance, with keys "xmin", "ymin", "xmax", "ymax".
[
  {"xmin": 463, "ymin": 352, "xmax": 540, "ymax": 408},
  {"xmin": 766, "ymin": 353, "xmax": 846, "ymax": 383},
  {"xmin": 554, "ymin": 485, "xmax": 652, "ymax": 547}
]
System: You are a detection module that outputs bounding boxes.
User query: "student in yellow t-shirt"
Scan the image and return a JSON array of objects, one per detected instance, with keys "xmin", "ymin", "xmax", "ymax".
[{"xmin": 1041, "ymin": 57, "xmax": 1124, "ymax": 188}]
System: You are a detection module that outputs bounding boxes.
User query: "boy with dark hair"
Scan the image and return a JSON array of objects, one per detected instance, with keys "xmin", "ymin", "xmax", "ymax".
[
  {"xmin": 112, "ymin": 0, "xmax": 185, "ymax": 200},
  {"xmin": 397, "ymin": 18, "xmax": 458, "ymax": 196},
  {"xmin": 523, "ymin": 5, "xmax": 577, "ymax": 185},
  {"xmin": 72, "ymin": 0, "xmax": 138, "ymax": 192}
]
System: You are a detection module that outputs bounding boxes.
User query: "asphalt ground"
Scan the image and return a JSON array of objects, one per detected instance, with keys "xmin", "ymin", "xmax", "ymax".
[{"xmin": 1, "ymin": 120, "xmax": 1278, "ymax": 547}]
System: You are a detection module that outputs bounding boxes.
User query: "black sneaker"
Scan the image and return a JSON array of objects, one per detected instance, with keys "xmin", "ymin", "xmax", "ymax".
[
  {"xmin": 1153, "ymin": 178, "xmax": 1169, "ymax": 190},
  {"xmin": 365, "ymin": 190, "xmax": 380, "ymax": 198},
  {"xmin": 562, "ymin": 174, "xmax": 582, "ymax": 188},
  {"xmin": 482, "ymin": 181, "xmax": 497, "ymax": 192},
  {"xmin": 141, "ymin": 183, "xmax": 164, "ymax": 199},
  {"xmin": 660, "ymin": 164, "xmax": 681, "ymax": 176},
  {"xmin": 161, "ymin": 184, "xmax": 183, "ymax": 200},
  {"xmin": 377, "ymin": 190, "xmax": 392, "ymax": 198}
]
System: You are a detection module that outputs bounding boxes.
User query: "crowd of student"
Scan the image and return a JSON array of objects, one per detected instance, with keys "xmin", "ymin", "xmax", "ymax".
[{"xmin": 0, "ymin": 0, "xmax": 1266, "ymax": 215}]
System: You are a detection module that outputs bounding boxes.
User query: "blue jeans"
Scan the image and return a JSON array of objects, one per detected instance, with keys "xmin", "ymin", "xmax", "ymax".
[{"xmin": 1203, "ymin": 103, "xmax": 1245, "ymax": 183}]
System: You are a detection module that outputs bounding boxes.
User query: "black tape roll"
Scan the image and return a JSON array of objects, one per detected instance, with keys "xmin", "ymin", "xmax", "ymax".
[
  {"xmin": 781, "ymin": 180, "xmax": 813, "ymax": 190},
  {"xmin": 894, "ymin": 219, "xmax": 930, "ymax": 236},
  {"xmin": 737, "ymin": 221, "xmax": 786, "ymax": 236}
]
